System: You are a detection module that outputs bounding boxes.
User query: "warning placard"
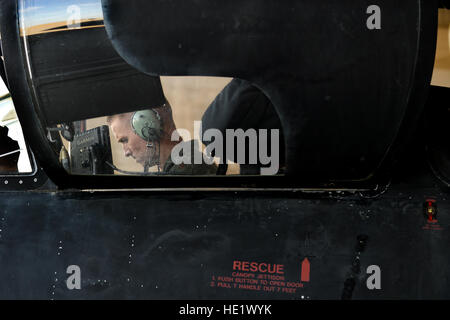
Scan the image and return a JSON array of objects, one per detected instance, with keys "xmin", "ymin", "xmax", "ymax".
[{"xmin": 210, "ymin": 259, "xmax": 310, "ymax": 294}]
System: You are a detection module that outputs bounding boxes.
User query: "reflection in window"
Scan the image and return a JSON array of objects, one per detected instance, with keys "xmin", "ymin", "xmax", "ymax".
[{"xmin": 0, "ymin": 80, "xmax": 33, "ymax": 174}]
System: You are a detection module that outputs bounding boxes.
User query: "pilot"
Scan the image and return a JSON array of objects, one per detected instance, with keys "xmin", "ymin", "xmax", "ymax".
[
  {"xmin": 0, "ymin": 125, "xmax": 19, "ymax": 173},
  {"xmin": 107, "ymin": 101, "xmax": 217, "ymax": 175},
  {"xmin": 202, "ymin": 78, "xmax": 286, "ymax": 175}
]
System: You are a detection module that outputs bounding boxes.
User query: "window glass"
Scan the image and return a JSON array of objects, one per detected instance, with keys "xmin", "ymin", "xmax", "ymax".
[
  {"xmin": 59, "ymin": 76, "xmax": 285, "ymax": 177},
  {"xmin": 17, "ymin": 0, "xmax": 285, "ymax": 177}
]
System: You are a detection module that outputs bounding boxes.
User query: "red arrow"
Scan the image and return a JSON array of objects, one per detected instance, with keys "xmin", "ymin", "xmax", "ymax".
[{"xmin": 301, "ymin": 258, "xmax": 310, "ymax": 282}]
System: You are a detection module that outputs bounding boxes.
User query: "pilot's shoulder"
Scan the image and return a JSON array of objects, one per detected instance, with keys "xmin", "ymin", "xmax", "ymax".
[{"xmin": 167, "ymin": 162, "xmax": 218, "ymax": 175}]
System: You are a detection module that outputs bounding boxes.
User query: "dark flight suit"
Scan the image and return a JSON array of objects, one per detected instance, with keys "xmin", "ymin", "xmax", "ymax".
[
  {"xmin": 201, "ymin": 78, "xmax": 285, "ymax": 175},
  {"xmin": 163, "ymin": 140, "xmax": 218, "ymax": 175}
]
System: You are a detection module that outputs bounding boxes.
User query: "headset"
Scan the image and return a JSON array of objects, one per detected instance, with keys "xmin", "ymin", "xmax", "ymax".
[
  {"xmin": 131, "ymin": 106, "xmax": 164, "ymax": 143},
  {"xmin": 130, "ymin": 104, "xmax": 166, "ymax": 172}
]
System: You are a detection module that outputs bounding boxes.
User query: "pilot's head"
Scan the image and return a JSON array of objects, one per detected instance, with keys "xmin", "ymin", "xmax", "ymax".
[{"xmin": 107, "ymin": 102, "xmax": 178, "ymax": 170}]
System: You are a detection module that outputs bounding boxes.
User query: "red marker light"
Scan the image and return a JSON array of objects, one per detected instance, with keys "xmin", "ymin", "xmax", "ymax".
[
  {"xmin": 301, "ymin": 258, "xmax": 310, "ymax": 283},
  {"xmin": 425, "ymin": 200, "xmax": 437, "ymax": 223}
]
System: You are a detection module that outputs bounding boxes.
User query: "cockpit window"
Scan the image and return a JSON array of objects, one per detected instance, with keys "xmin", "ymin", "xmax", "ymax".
[
  {"xmin": 12, "ymin": 0, "xmax": 442, "ymax": 186},
  {"xmin": 17, "ymin": 0, "xmax": 285, "ymax": 178}
]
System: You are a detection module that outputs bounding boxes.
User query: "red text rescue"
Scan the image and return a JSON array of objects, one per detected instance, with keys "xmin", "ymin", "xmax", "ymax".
[{"xmin": 233, "ymin": 261, "xmax": 284, "ymax": 275}]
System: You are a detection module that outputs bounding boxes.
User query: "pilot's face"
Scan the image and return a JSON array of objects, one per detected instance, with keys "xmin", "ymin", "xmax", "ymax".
[{"xmin": 110, "ymin": 114, "xmax": 157, "ymax": 168}]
